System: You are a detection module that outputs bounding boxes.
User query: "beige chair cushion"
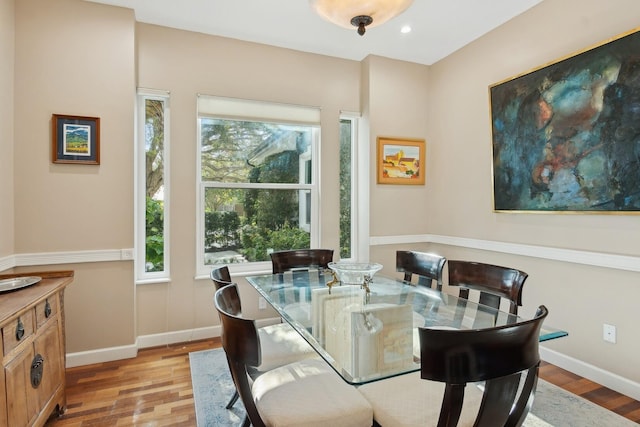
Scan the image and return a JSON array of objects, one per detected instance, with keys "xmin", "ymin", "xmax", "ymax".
[
  {"xmin": 253, "ymin": 358, "xmax": 373, "ymax": 427},
  {"xmin": 358, "ymin": 372, "xmax": 483, "ymax": 427},
  {"xmin": 256, "ymin": 323, "xmax": 318, "ymax": 372}
]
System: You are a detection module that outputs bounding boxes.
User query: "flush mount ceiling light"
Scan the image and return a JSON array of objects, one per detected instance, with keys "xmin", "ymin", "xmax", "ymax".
[{"xmin": 310, "ymin": 0, "xmax": 414, "ymax": 36}]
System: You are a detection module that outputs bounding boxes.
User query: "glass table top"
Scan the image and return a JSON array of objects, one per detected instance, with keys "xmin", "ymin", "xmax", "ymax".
[{"xmin": 246, "ymin": 270, "xmax": 567, "ymax": 384}]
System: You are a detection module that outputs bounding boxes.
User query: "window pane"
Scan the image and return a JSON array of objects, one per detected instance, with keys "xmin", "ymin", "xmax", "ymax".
[
  {"xmin": 197, "ymin": 97, "xmax": 320, "ymax": 272},
  {"xmin": 201, "ymin": 118, "xmax": 313, "ymax": 184},
  {"xmin": 144, "ymin": 98, "xmax": 165, "ymax": 272},
  {"xmin": 339, "ymin": 119, "xmax": 352, "ymax": 259},
  {"xmin": 204, "ymin": 188, "xmax": 311, "ymax": 264}
]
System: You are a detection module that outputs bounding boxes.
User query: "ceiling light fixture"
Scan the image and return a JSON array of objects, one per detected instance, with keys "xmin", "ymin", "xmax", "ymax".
[{"xmin": 309, "ymin": 0, "xmax": 414, "ymax": 36}]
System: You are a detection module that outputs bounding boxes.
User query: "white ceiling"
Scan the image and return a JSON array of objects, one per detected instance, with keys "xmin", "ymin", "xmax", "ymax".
[{"xmin": 85, "ymin": 0, "xmax": 542, "ymax": 65}]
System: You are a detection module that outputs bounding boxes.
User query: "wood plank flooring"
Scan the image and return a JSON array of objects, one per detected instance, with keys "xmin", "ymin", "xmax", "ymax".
[{"xmin": 45, "ymin": 339, "xmax": 640, "ymax": 426}]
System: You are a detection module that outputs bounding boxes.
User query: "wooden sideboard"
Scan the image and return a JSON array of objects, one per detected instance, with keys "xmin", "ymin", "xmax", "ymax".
[{"xmin": 0, "ymin": 271, "xmax": 73, "ymax": 427}]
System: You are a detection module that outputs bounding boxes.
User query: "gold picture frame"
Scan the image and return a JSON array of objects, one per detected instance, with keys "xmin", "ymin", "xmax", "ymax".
[
  {"xmin": 489, "ymin": 27, "xmax": 640, "ymax": 213},
  {"xmin": 377, "ymin": 136, "xmax": 425, "ymax": 185}
]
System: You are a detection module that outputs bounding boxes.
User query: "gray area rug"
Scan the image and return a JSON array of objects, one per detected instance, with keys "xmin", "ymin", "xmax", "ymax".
[{"xmin": 190, "ymin": 348, "xmax": 637, "ymax": 427}]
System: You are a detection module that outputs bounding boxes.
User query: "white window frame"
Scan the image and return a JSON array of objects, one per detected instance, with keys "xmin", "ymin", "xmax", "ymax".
[
  {"xmin": 299, "ymin": 151, "xmax": 312, "ymax": 233},
  {"xmin": 135, "ymin": 89, "xmax": 170, "ymax": 284},
  {"xmin": 339, "ymin": 112, "xmax": 365, "ymax": 262},
  {"xmin": 195, "ymin": 95, "xmax": 321, "ymax": 277}
]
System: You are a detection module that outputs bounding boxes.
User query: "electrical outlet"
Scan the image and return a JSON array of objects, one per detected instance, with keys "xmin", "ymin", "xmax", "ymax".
[
  {"xmin": 121, "ymin": 249, "xmax": 134, "ymax": 260},
  {"xmin": 258, "ymin": 297, "xmax": 267, "ymax": 310},
  {"xmin": 603, "ymin": 323, "xmax": 616, "ymax": 343}
]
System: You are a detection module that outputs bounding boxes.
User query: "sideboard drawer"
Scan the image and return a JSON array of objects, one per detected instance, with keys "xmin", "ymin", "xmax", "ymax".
[
  {"xmin": 35, "ymin": 295, "xmax": 58, "ymax": 328},
  {"xmin": 2, "ymin": 311, "xmax": 35, "ymax": 356}
]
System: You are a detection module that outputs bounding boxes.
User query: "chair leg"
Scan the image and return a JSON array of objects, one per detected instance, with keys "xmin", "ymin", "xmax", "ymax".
[
  {"xmin": 225, "ymin": 390, "xmax": 240, "ymax": 409},
  {"xmin": 241, "ymin": 414, "xmax": 250, "ymax": 427}
]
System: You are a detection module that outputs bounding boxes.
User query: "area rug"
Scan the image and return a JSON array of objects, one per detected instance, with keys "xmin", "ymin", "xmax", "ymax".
[{"xmin": 189, "ymin": 348, "xmax": 637, "ymax": 427}]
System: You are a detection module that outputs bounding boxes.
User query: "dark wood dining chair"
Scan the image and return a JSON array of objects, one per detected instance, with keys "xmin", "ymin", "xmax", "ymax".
[
  {"xmin": 209, "ymin": 266, "xmax": 239, "ymax": 409},
  {"xmin": 396, "ymin": 250, "xmax": 446, "ymax": 290},
  {"xmin": 447, "ymin": 260, "xmax": 528, "ymax": 315},
  {"xmin": 210, "ymin": 263, "xmax": 232, "ymax": 284},
  {"xmin": 270, "ymin": 248, "xmax": 334, "ymax": 273},
  {"xmin": 209, "ymin": 265, "xmax": 316, "ymax": 410},
  {"xmin": 214, "ymin": 284, "xmax": 373, "ymax": 427},
  {"xmin": 269, "ymin": 249, "xmax": 333, "ymax": 327},
  {"xmin": 358, "ymin": 305, "xmax": 548, "ymax": 427}
]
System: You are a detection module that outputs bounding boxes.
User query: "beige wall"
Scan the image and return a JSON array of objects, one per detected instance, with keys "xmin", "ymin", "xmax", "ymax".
[
  {"xmin": 365, "ymin": 56, "xmax": 430, "ymax": 237},
  {"xmin": 4, "ymin": 0, "xmax": 639, "ymax": 393},
  {"xmin": 0, "ymin": 0, "xmax": 15, "ymax": 259},
  {"xmin": 135, "ymin": 23, "xmax": 363, "ymax": 334},
  {"xmin": 415, "ymin": 0, "xmax": 640, "ymax": 382},
  {"xmin": 13, "ymin": 0, "xmax": 136, "ymax": 351}
]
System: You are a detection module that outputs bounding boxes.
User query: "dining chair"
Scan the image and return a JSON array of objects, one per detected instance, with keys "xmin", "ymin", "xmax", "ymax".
[
  {"xmin": 358, "ymin": 305, "xmax": 548, "ymax": 427},
  {"xmin": 270, "ymin": 248, "xmax": 334, "ymax": 273},
  {"xmin": 270, "ymin": 249, "xmax": 334, "ymax": 328},
  {"xmin": 447, "ymin": 260, "xmax": 528, "ymax": 315},
  {"xmin": 209, "ymin": 265, "xmax": 317, "ymax": 410},
  {"xmin": 214, "ymin": 284, "xmax": 373, "ymax": 427},
  {"xmin": 396, "ymin": 250, "xmax": 446, "ymax": 290}
]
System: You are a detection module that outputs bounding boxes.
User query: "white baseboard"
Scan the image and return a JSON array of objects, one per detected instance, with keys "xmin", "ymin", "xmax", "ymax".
[
  {"xmin": 540, "ymin": 346, "xmax": 640, "ymax": 401},
  {"xmin": 65, "ymin": 317, "xmax": 282, "ymax": 368},
  {"xmin": 66, "ymin": 328, "xmax": 640, "ymax": 403},
  {"xmin": 66, "ymin": 344, "xmax": 138, "ymax": 368}
]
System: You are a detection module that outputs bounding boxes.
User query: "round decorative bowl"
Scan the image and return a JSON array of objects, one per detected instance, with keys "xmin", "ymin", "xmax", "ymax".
[{"xmin": 327, "ymin": 262, "xmax": 383, "ymax": 285}]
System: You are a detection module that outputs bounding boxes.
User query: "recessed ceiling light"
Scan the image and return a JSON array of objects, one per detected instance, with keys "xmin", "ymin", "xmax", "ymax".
[{"xmin": 400, "ymin": 25, "xmax": 412, "ymax": 34}]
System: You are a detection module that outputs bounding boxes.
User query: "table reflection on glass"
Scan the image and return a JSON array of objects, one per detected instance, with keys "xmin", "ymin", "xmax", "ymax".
[{"xmin": 246, "ymin": 270, "xmax": 567, "ymax": 385}]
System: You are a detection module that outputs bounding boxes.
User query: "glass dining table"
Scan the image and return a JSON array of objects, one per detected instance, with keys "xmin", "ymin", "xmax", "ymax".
[{"xmin": 246, "ymin": 270, "xmax": 567, "ymax": 385}]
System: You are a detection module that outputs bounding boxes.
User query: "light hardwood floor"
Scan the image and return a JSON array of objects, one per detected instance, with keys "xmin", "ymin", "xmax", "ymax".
[{"xmin": 44, "ymin": 338, "xmax": 640, "ymax": 426}]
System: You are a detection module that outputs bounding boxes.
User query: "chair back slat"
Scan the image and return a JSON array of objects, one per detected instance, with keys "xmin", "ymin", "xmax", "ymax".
[
  {"xmin": 270, "ymin": 249, "xmax": 333, "ymax": 273},
  {"xmin": 419, "ymin": 306, "xmax": 545, "ymax": 383},
  {"xmin": 396, "ymin": 251, "xmax": 446, "ymax": 290},
  {"xmin": 419, "ymin": 305, "xmax": 548, "ymax": 427},
  {"xmin": 448, "ymin": 260, "xmax": 528, "ymax": 314}
]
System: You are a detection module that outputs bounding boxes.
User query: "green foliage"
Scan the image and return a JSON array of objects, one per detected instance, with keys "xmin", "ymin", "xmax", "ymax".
[
  {"xmin": 204, "ymin": 211, "xmax": 241, "ymax": 249},
  {"xmin": 247, "ymin": 151, "xmax": 300, "ymax": 230},
  {"xmin": 339, "ymin": 119, "xmax": 352, "ymax": 258},
  {"xmin": 240, "ymin": 222, "xmax": 310, "ymax": 262},
  {"xmin": 200, "ymin": 118, "xmax": 313, "ymax": 264},
  {"xmin": 145, "ymin": 197, "xmax": 164, "ymax": 271}
]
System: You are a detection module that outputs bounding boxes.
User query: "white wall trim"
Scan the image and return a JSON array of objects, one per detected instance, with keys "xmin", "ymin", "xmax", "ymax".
[
  {"xmin": 66, "ymin": 344, "xmax": 138, "ymax": 368},
  {"xmin": 65, "ymin": 318, "xmax": 281, "ymax": 368},
  {"xmin": 5, "ymin": 238, "xmax": 639, "ymax": 273},
  {"xmin": 1, "ymin": 249, "xmax": 135, "ymax": 269},
  {"xmin": 136, "ymin": 326, "xmax": 222, "ymax": 349},
  {"xmin": 0, "ymin": 255, "xmax": 15, "ymax": 272},
  {"xmin": 370, "ymin": 234, "xmax": 640, "ymax": 272},
  {"xmin": 540, "ymin": 347, "xmax": 640, "ymax": 401}
]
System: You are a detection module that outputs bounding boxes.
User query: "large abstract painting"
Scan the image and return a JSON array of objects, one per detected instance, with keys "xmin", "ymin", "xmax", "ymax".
[{"xmin": 490, "ymin": 28, "xmax": 640, "ymax": 213}]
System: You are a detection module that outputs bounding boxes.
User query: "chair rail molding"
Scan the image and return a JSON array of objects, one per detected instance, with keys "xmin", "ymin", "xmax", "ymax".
[
  {"xmin": 0, "ymin": 249, "xmax": 136, "ymax": 271},
  {"xmin": 4, "ymin": 238, "xmax": 639, "ymax": 273},
  {"xmin": 370, "ymin": 234, "xmax": 640, "ymax": 273},
  {"xmin": 0, "ymin": 254, "xmax": 15, "ymax": 272}
]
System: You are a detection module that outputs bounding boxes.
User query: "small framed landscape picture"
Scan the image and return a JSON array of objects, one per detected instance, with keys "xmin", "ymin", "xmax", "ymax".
[
  {"xmin": 377, "ymin": 136, "xmax": 426, "ymax": 185},
  {"xmin": 52, "ymin": 114, "xmax": 100, "ymax": 165}
]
